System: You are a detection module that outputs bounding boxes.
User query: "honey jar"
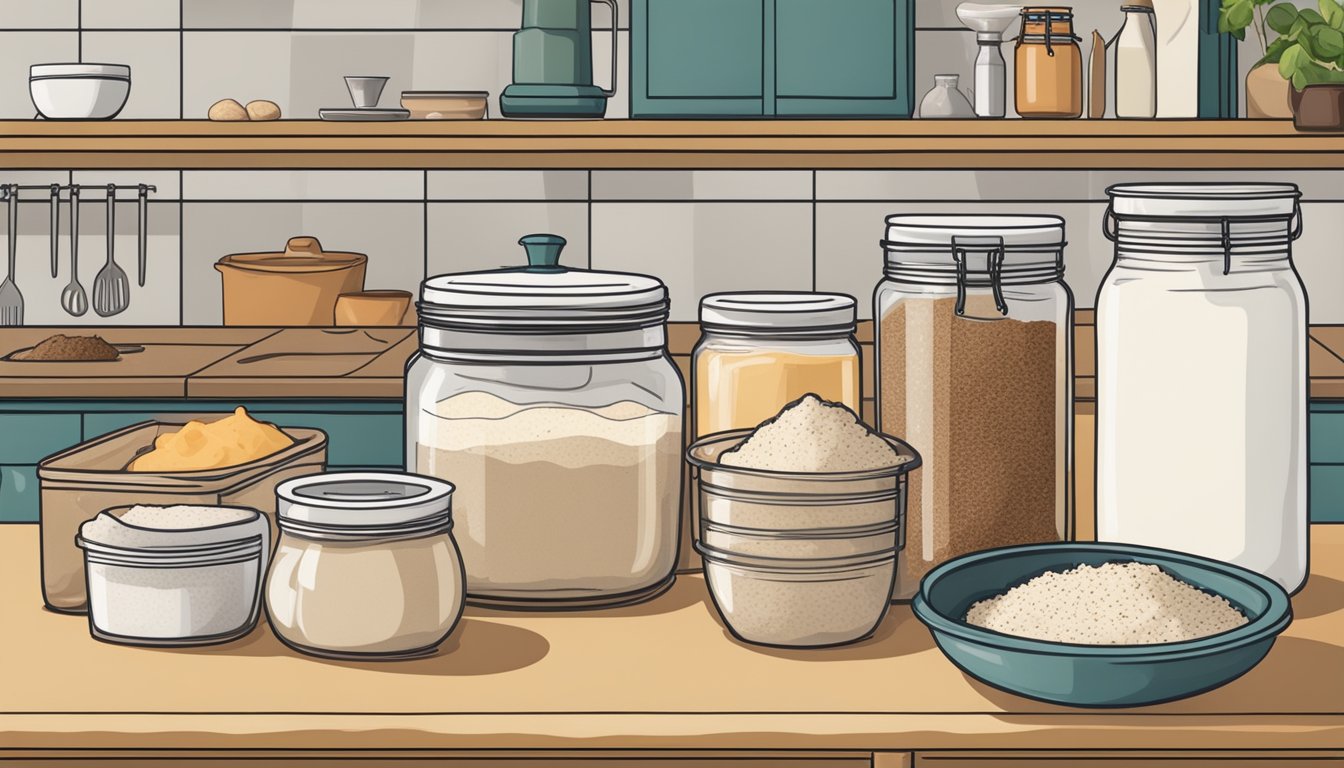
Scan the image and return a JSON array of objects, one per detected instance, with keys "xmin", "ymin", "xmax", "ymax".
[{"xmin": 1015, "ymin": 6, "xmax": 1083, "ymax": 118}]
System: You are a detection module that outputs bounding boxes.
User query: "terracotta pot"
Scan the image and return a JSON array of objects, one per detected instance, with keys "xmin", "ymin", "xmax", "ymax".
[
  {"xmin": 1290, "ymin": 83, "xmax": 1344, "ymax": 132},
  {"xmin": 215, "ymin": 236, "xmax": 367, "ymax": 326},
  {"xmin": 1246, "ymin": 63, "xmax": 1293, "ymax": 119}
]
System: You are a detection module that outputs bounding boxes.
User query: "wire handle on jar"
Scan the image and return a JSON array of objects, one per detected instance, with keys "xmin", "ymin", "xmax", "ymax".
[{"xmin": 950, "ymin": 235, "xmax": 1008, "ymax": 317}]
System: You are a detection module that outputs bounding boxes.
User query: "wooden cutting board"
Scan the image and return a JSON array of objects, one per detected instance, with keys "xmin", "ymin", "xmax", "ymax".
[
  {"xmin": 187, "ymin": 327, "xmax": 415, "ymax": 398},
  {"xmin": 0, "ymin": 328, "xmax": 272, "ymax": 398}
]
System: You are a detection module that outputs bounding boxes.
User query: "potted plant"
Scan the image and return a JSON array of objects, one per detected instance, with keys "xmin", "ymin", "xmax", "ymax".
[
  {"xmin": 1273, "ymin": 1, "xmax": 1344, "ymax": 129},
  {"xmin": 1219, "ymin": 0, "xmax": 1294, "ymax": 117}
]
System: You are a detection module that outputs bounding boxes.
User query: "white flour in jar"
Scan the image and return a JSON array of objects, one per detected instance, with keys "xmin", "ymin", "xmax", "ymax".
[
  {"xmin": 721, "ymin": 394, "xmax": 902, "ymax": 472},
  {"xmin": 416, "ymin": 391, "xmax": 682, "ymax": 599}
]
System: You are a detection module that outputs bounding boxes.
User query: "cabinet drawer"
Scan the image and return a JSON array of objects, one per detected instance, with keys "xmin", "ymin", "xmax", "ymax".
[
  {"xmin": 776, "ymin": 0, "xmax": 914, "ymax": 116},
  {"xmin": 1311, "ymin": 464, "xmax": 1344, "ymax": 522},
  {"xmin": 1311, "ymin": 406, "xmax": 1344, "ymax": 463},
  {"xmin": 0, "ymin": 464, "xmax": 39, "ymax": 522}
]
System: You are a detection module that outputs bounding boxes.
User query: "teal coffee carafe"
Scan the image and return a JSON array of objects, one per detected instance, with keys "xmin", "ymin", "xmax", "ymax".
[{"xmin": 500, "ymin": 0, "xmax": 617, "ymax": 118}]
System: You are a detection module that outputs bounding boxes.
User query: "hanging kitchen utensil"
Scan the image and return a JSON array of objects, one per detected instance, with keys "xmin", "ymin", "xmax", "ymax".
[
  {"xmin": 0, "ymin": 185, "xmax": 24, "ymax": 326},
  {"xmin": 61, "ymin": 185, "xmax": 88, "ymax": 317},
  {"xmin": 499, "ymin": 0, "xmax": 617, "ymax": 118},
  {"xmin": 136, "ymin": 184, "xmax": 147, "ymax": 287},
  {"xmin": 92, "ymin": 183, "xmax": 129, "ymax": 317},
  {"xmin": 50, "ymin": 183, "xmax": 60, "ymax": 278}
]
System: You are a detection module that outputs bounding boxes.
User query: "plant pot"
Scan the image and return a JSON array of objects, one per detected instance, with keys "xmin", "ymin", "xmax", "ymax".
[
  {"xmin": 1290, "ymin": 83, "xmax": 1344, "ymax": 132},
  {"xmin": 1246, "ymin": 63, "xmax": 1293, "ymax": 119}
]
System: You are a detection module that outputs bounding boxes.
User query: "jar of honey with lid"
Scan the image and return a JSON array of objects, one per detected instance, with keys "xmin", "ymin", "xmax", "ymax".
[{"xmin": 1015, "ymin": 6, "xmax": 1083, "ymax": 118}]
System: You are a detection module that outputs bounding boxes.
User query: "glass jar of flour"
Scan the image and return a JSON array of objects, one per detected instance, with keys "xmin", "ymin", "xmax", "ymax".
[
  {"xmin": 1097, "ymin": 183, "xmax": 1308, "ymax": 594},
  {"xmin": 875, "ymin": 215, "xmax": 1074, "ymax": 600},
  {"xmin": 407, "ymin": 234, "xmax": 684, "ymax": 609}
]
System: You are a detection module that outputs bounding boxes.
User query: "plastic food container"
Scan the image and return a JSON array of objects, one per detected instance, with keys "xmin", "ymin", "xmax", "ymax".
[
  {"xmin": 215, "ymin": 236, "xmax": 367, "ymax": 326},
  {"xmin": 38, "ymin": 420, "xmax": 327, "ymax": 613},
  {"xmin": 30, "ymin": 63, "xmax": 131, "ymax": 119},
  {"xmin": 698, "ymin": 546, "xmax": 898, "ymax": 648},
  {"xmin": 76, "ymin": 505, "xmax": 268, "ymax": 646},
  {"xmin": 699, "ymin": 519, "xmax": 898, "ymax": 561},
  {"xmin": 266, "ymin": 472, "xmax": 465, "ymax": 659}
]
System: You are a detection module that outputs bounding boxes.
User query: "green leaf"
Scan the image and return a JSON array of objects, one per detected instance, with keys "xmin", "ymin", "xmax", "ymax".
[
  {"xmin": 1267, "ymin": 3, "xmax": 1300, "ymax": 34},
  {"xmin": 1259, "ymin": 35, "xmax": 1295, "ymax": 64},
  {"xmin": 1310, "ymin": 24, "xmax": 1344, "ymax": 58},
  {"xmin": 1292, "ymin": 69, "xmax": 1309, "ymax": 89},
  {"xmin": 1300, "ymin": 8, "xmax": 1327, "ymax": 25},
  {"xmin": 1321, "ymin": 0, "xmax": 1344, "ymax": 28},
  {"xmin": 1279, "ymin": 42, "xmax": 1309, "ymax": 78},
  {"xmin": 1225, "ymin": 0, "xmax": 1255, "ymax": 31},
  {"xmin": 1289, "ymin": 16, "xmax": 1310, "ymax": 39}
]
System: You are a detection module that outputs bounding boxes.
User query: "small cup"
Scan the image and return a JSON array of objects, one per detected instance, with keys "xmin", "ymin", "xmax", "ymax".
[
  {"xmin": 345, "ymin": 76, "xmax": 389, "ymax": 108},
  {"xmin": 334, "ymin": 290, "xmax": 414, "ymax": 326}
]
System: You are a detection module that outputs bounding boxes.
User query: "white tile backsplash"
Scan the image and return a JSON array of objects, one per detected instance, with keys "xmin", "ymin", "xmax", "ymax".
[
  {"xmin": 181, "ymin": 31, "xmax": 294, "ymax": 119},
  {"xmin": 427, "ymin": 202, "xmax": 589, "ymax": 274},
  {"xmin": 183, "ymin": 171, "xmax": 423, "ymax": 201},
  {"xmin": 592, "ymin": 171, "xmax": 812, "ymax": 201},
  {"xmin": 0, "ymin": 31, "xmax": 79, "ymax": 119},
  {"xmin": 591, "ymin": 202, "xmax": 813, "ymax": 320},
  {"xmin": 81, "ymin": 0, "xmax": 180, "ymax": 29},
  {"xmin": 0, "ymin": 0, "xmax": 79, "ymax": 28},
  {"xmin": 428, "ymin": 171, "xmax": 588, "ymax": 201},
  {"xmin": 80, "ymin": 31, "xmax": 181, "ymax": 118}
]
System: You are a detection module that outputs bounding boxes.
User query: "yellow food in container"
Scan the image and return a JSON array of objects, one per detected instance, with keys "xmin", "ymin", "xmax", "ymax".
[{"xmin": 129, "ymin": 407, "xmax": 293, "ymax": 472}]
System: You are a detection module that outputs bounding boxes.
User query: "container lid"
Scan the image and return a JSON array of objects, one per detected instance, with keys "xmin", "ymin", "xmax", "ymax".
[
  {"xmin": 884, "ymin": 214, "xmax": 1066, "ymax": 249},
  {"xmin": 419, "ymin": 234, "xmax": 669, "ymax": 330},
  {"xmin": 276, "ymin": 471, "xmax": 454, "ymax": 534},
  {"xmin": 1107, "ymin": 183, "xmax": 1300, "ymax": 220},
  {"xmin": 700, "ymin": 292, "xmax": 857, "ymax": 334},
  {"xmin": 30, "ymin": 63, "xmax": 130, "ymax": 79},
  {"xmin": 215, "ymin": 236, "xmax": 367, "ymax": 275}
]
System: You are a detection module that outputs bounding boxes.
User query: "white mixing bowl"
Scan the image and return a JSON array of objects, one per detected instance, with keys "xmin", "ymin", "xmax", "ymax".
[{"xmin": 30, "ymin": 63, "xmax": 131, "ymax": 119}]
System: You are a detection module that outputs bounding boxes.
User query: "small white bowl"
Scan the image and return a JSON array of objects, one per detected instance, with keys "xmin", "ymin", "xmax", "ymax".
[{"xmin": 30, "ymin": 63, "xmax": 131, "ymax": 119}]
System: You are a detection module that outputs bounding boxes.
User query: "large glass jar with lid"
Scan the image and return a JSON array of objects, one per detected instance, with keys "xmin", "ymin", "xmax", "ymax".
[
  {"xmin": 406, "ymin": 234, "xmax": 684, "ymax": 609},
  {"xmin": 875, "ymin": 215, "xmax": 1073, "ymax": 599},
  {"xmin": 693, "ymin": 292, "xmax": 861, "ymax": 438},
  {"xmin": 1096, "ymin": 183, "xmax": 1308, "ymax": 594}
]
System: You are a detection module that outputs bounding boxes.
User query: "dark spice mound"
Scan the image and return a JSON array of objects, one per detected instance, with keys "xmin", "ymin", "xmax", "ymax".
[{"xmin": 12, "ymin": 334, "xmax": 120, "ymax": 361}]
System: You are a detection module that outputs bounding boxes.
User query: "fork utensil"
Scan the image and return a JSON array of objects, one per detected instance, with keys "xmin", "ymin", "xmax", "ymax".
[{"xmin": 0, "ymin": 184, "xmax": 25, "ymax": 326}]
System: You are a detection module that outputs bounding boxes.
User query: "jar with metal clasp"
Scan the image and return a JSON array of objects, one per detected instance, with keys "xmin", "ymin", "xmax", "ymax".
[{"xmin": 1015, "ymin": 6, "xmax": 1083, "ymax": 118}]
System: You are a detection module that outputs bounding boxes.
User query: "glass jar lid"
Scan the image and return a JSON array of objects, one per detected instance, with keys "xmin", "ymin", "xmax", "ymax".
[
  {"xmin": 700, "ymin": 292, "xmax": 857, "ymax": 336},
  {"xmin": 419, "ymin": 234, "xmax": 669, "ymax": 331},
  {"xmin": 276, "ymin": 471, "xmax": 455, "ymax": 538}
]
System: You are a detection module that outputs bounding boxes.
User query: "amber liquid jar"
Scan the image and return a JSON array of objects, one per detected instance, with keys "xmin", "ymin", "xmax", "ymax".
[{"xmin": 1015, "ymin": 7, "xmax": 1083, "ymax": 118}]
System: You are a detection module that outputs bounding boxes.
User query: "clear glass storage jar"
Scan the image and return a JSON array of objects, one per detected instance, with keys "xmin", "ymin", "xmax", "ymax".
[
  {"xmin": 693, "ymin": 292, "xmax": 861, "ymax": 437},
  {"xmin": 266, "ymin": 472, "xmax": 464, "ymax": 660},
  {"xmin": 1096, "ymin": 183, "xmax": 1308, "ymax": 594},
  {"xmin": 407, "ymin": 234, "xmax": 685, "ymax": 609},
  {"xmin": 875, "ymin": 215, "xmax": 1073, "ymax": 599}
]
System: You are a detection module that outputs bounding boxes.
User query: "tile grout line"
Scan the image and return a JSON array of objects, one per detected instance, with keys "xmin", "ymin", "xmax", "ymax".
[
  {"xmin": 587, "ymin": 170, "xmax": 593, "ymax": 269},
  {"xmin": 811, "ymin": 170, "xmax": 818, "ymax": 292},
  {"xmin": 178, "ymin": 170, "xmax": 184, "ymax": 325}
]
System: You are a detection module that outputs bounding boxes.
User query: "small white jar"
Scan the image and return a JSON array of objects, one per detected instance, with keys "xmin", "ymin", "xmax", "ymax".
[
  {"xmin": 77, "ymin": 504, "xmax": 269, "ymax": 646},
  {"xmin": 266, "ymin": 472, "xmax": 465, "ymax": 660},
  {"xmin": 1096, "ymin": 183, "xmax": 1308, "ymax": 594}
]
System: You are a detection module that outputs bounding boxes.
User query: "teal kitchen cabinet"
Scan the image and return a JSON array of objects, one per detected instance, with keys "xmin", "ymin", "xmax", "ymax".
[{"xmin": 632, "ymin": 0, "xmax": 915, "ymax": 118}]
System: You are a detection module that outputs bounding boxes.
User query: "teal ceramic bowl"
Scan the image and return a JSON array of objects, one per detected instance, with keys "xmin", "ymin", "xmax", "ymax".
[{"xmin": 911, "ymin": 542, "xmax": 1292, "ymax": 708}]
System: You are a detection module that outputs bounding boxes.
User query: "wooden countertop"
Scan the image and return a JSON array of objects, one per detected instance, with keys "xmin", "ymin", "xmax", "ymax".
[
  {"xmin": 0, "ymin": 524, "xmax": 1340, "ymax": 754},
  {"xmin": 1, "ymin": 321, "xmax": 1341, "ymax": 400},
  {"xmin": 0, "ymin": 120, "xmax": 1342, "ymax": 170}
]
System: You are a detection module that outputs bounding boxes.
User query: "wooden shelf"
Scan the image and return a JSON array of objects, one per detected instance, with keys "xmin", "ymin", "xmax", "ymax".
[{"xmin": 0, "ymin": 120, "xmax": 1340, "ymax": 170}]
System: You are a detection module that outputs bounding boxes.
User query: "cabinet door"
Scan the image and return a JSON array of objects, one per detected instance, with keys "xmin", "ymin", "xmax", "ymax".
[
  {"xmin": 774, "ymin": 0, "xmax": 913, "ymax": 116},
  {"xmin": 634, "ymin": 0, "xmax": 765, "ymax": 116}
]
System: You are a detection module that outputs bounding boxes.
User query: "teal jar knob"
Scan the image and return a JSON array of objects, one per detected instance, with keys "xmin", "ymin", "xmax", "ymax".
[{"xmin": 519, "ymin": 234, "xmax": 567, "ymax": 272}]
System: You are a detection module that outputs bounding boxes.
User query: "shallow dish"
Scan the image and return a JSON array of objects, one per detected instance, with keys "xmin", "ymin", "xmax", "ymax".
[
  {"xmin": 911, "ymin": 542, "xmax": 1293, "ymax": 707},
  {"xmin": 401, "ymin": 90, "xmax": 489, "ymax": 120},
  {"xmin": 30, "ymin": 63, "xmax": 130, "ymax": 119}
]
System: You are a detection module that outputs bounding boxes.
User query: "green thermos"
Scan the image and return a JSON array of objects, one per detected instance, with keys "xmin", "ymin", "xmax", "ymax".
[{"xmin": 500, "ymin": 0, "xmax": 618, "ymax": 118}]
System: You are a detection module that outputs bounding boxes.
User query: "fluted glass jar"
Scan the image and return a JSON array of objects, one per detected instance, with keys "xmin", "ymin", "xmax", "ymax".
[
  {"xmin": 875, "ymin": 215, "xmax": 1073, "ymax": 599},
  {"xmin": 406, "ymin": 234, "xmax": 684, "ymax": 609}
]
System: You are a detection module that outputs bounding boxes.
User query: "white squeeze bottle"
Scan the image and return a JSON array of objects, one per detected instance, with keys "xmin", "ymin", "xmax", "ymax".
[{"xmin": 1115, "ymin": 0, "xmax": 1157, "ymax": 118}]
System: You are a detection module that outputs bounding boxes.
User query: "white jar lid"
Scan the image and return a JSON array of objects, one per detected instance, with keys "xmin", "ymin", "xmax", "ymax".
[
  {"xmin": 420, "ymin": 234, "xmax": 668, "ymax": 330},
  {"xmin": 700, "ymin": 292, "xmax": 857, "ymax": 334},
  {"xmin": 277, "ymin": 471, "xmax": 454, "ymax": 531},
  {"xmin": 1107, "ymin": 183, "xmax": 1299, "ymax": 219},
  {"xmin": 884, "ymin": 214, "xmax": 1066, "ymax": 248},
  {"xmin": 30, "ymin": 63, "xmax": 131, "ymax": 79}
]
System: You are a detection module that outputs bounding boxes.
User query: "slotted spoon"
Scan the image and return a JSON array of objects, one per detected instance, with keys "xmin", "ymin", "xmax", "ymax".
[
  {"xmin": 60, "ymin": 184, "xmax": 88, "ymax": 318},
  {"xmin": 0, "ymin": 185, "xmax": 24, "ymax": 326},
  {"xmin": 92, "ymin": 183, "xmax": 129, "ymax": 318}
]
